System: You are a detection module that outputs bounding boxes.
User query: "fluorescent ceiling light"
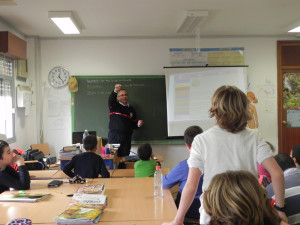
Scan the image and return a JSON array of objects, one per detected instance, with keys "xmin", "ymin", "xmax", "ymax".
[
  {"xmin": 48, "ymin": 11, "xmax": 80, "ymax": 34},
  {"xmin": 177, "ymin": 11, "xmax": 209, "ymax": 33},
  {"xmin": 288, "ymin": 26, "xmax": 300, "ymax": 33},
  {"xmin": 287, "ymin": 19, "xmax": 300, "ymax": 33}
]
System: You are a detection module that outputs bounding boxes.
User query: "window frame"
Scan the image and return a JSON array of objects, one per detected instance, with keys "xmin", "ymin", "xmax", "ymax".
[{"xmin": 0, "ymin": 55, "xmax": 16, "ymax": 143}]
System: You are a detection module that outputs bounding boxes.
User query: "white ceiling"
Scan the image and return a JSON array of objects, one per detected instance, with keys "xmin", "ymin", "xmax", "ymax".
[{"xmin": 0, "ymin": 0, "xmax": 300, "ymax": 38}]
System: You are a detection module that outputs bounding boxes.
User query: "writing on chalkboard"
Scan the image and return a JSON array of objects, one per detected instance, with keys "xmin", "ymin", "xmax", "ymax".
[{"xmin": 85, "ymin": 79, "xmax": 146, "ymax": 96}]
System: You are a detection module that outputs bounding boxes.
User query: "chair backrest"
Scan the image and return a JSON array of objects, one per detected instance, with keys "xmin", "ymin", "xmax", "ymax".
[{"xmin": 31, "ymin": 143, "xmax": 50, "ymax": 155}]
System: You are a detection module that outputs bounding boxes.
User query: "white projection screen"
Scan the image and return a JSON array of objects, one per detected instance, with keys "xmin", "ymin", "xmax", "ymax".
[{"xmin": 164, "ymin": 66, "xmax": 248, "ymax": 137}]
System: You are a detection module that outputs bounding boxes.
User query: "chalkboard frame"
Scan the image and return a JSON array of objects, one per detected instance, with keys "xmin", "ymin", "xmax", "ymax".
[{"xmin": 71, "ymin": 75, "xmax": 184, "ymax": 145}]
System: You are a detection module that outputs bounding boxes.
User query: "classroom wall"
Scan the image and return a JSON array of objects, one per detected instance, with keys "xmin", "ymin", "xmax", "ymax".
[
  {"xmin": 1, "ymin": 25, "xmax": 296, "ymax": 169},
  {"xmin": 0, "ymin": 22, "xmax": 38, "ymax": 151},
  {"xmin": 36, "ymin": 36, "xmax": 290, "ymax": 169}
]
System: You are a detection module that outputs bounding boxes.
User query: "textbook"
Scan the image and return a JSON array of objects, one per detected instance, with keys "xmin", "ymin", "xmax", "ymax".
[
  {"xmin": 55, "ymin": 203, "xmax": 103, "ymax": 224},
  {"xmin": 0, "ymin": 193, "xmax": 51, "ymax": 202},
  {"xmin": 55, "ymin": 184, "xmax": 107, "ymax": 224},
  {"xmin": 63, "ymin": 146, "xmax": 77, "ymax": 151},
  {"xmin": 76, "ymin": 184, "xmax": 105, "ymax": 194},
  {"xmin": 70, "ymin": 193, "xmax": 107, "ymax": 209}
]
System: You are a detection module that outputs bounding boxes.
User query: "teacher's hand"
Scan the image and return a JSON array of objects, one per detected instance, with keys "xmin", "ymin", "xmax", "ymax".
[
  {"xmin": 114, "ymin": 84, "xmax": 122, "ymax": 93},
  {"xmin": 138, "ymin": 120, "xmax": 143, "ymax": 127}
]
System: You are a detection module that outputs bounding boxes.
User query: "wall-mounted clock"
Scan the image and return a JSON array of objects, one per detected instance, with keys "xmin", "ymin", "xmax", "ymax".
[{"xmin": 48, "ymin": 66, "xmax": 70, "ymax": 88}]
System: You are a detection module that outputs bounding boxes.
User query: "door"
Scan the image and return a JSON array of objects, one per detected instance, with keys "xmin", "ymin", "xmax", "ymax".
[{"xmin": 277, "ymin": 41, "xmax": 300, "ymax": 154}]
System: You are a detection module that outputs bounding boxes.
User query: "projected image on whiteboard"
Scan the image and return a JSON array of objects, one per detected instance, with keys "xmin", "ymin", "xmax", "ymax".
[{"xmin": 165, "ymin": 67, "xmax": 247, "ymax": 136}]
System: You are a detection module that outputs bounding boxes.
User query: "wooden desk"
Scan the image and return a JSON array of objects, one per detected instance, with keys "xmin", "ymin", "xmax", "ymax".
[
  {"xmin": 51, "ymin": 170, "xmax": 114, "ymax": 179},
  {"xmin": 92, "ymin": 178, "xmax": 176, "ymax": 222},
  {"xmin": 117, "ymin": 155, "xmax": 164, "ymax": 169},
  {"xmin": 0, "ymin": 179, "xmax": 94, "ymax": 224},
  {"xmin": 0, "ymin": 178, "xmax": 176, "ymax": 224},
  {"xmin": 117, "ymin": 155, "xmax": 164, "ymax": 162},
  {"xmin": 112, "ymin": 168, "xmax": 170, "ymax": 178},
  {"xmin": 29, "ymin": 170, "xmax": 59, "ymax": 180},
  {"xmin": 59, "ymin": 154, "xmax": 116, "ymax": 170}
]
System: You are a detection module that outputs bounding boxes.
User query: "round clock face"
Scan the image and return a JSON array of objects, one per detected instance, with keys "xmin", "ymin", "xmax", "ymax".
[{"xmin": 48, "ymin": 67, "xmax": 70, "ymax": 88}]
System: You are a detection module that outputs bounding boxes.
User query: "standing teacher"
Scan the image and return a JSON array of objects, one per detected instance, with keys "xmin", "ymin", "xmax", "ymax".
[{"xmin": 108, "ymin": 84, "xmax": 143, "ymax": 158}]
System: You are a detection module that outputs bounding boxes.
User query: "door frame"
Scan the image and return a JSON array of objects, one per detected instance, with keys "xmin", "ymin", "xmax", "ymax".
[{"xmin": 277, "ymin": 41, "xmax": 300, "ymax": 153}]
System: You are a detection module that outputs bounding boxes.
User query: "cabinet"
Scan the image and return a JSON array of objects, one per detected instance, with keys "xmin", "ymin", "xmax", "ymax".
[{"xmin": 0, "ymin": 31, "xmax": 26, "ymax": 59}]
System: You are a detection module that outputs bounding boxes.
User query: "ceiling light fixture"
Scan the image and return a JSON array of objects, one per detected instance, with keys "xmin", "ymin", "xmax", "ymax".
[
  {"xmin": 48, "ymin": 11, "xmax": 80, "ymax": 34},
  {"xmin": 177, "ymin": 10, "xmax": 209, "ymax": 34},
  {"xmin": 288, "ymin": 26, "xmax": 300, "ymax": 33},
  {"xmin": 287, "ymin": 19, "xmax": 300, "ymax": 33}
]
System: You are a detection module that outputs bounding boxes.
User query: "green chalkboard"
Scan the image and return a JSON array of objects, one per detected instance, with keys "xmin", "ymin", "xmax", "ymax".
[{"xmin": 72, "ymin": 75, "xmax": 171, "ymax": 143}]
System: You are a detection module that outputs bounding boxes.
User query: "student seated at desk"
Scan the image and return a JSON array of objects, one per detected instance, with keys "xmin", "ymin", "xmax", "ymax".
[
  {"xmin": 0, "ymin": 140, "xmax": 30, "ymax": 194},
  {"xmin": 163, "ymin": 125, "xmax": 204, "ymax": 221},
  {"xmin": 63, "ymin": 135, "xmax": 110, "ymax": 178},
  {"xmin": 134, "ymin": 143, "xmax": 156, "ymax": 178}
]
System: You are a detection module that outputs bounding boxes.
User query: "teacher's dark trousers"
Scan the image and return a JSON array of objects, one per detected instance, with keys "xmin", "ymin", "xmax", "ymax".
[{"xmin": 108, "ymin": 131, "xmax": 132, "ymax": 157}]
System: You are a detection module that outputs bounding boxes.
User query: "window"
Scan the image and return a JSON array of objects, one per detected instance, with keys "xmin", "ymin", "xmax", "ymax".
[{"xmin": 0, "ymin": 55, "xmax": 15, "ymax": 142}]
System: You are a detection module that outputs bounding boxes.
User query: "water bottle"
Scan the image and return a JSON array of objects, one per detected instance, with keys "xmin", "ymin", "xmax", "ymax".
[
  {"xmin": 154, "ymin": 165, "xmax": 163, "ymax": 198},
  {"xmin": 83, "ymin": 130, "xmax": 89, "ymax": 141}
]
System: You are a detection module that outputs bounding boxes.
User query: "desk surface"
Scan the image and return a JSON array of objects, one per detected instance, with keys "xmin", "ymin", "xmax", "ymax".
[
  {"xmin": 0, "ymin": 178, "xmax": 176, "ymax": 224},
  {"xmin": 51, "ymin": 170, "xmax": 114, "ymax": 179},
  {"xmin": 30, "ymin": 170, "xmax": 114, "ymax": 179},
  {"xmin": 59, "ymin": 153, "xmax": 115, "ymax": 161},
  {"xmin": 59, "ymin": 154, "xmax": 163, "ymax": 162},
  {"xmin": 112, "ymin": 168, "xmax": 170, "ymax": 178},
  {"xmin": 117, "ymin": 155, "xmax": 164, "ymax": 163},
  {"xmin": 29, "ymin": 170, "xmax": 59, "ymax": 180}
]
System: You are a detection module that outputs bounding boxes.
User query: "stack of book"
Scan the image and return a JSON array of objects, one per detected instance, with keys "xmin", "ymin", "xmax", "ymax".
[
  {"xmin": 55, "ymin": 184, "xmax": 107, "ymax": 224},
  {"xmin": 59, "ymin": 146, "xmax": 81, "ymax": 160}
]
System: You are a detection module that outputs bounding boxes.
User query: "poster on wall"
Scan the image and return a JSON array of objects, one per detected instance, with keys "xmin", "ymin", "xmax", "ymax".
[
  {"xmin": 287, "ymin": 110, "xmax": 300, "ymax": 128},
  {"xmin": 169, "ymin": 47, "xmax": 244, "ymax": 67},
  {"xmin": 247, "ymin": 91, "xmax": 259, "ymax": 129}
]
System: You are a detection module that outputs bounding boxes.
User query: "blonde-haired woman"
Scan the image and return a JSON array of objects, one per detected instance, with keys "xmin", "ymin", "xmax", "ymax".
[{"xmin": 203, "ymin": 170, "xmax": 288, "ymax": 225}]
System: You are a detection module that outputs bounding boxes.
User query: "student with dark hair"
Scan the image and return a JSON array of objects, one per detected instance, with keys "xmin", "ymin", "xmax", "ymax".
[
  {"xmin": 63, "ymin": 135, "xmax": 110, "ymax": 178},
  {"xmin": 163, "ymin": 85, "xmax": 286, "ymax": 225},
  {"xmin": 134, "ymin": 143, "xmax": 156, "ymax": 177},
  {"xmin": 275, "ymin": 153, "xmax": 296, "ymax": 172},
  {"xmin": 163, "ymin": 125, "xmax": 204, "ymax": 221},
  {"xmin": 290, "ymin": 144, "xmax": 300, "ymax": 168},
  {"xmin": 0, "ymin": 140, "xmax": 30, "ymax": 194},
  {"xmin": 267, "ymin": 153, "xmax": 300, "ymax": 225}
]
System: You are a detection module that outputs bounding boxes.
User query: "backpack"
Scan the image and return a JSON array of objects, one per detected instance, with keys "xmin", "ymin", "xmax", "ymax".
[
  {"xmin": 23, "ymin": 149, "xmax": 44, "ymax": 161},
  {"xmin": 23, "ymin": 149, "xmax": 46, "ymax": 170}
]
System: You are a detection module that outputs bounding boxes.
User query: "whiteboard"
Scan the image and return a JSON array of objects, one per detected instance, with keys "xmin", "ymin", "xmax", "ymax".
[{"xmin": 164, "ymin": 66, "xmax": 248, "ymax": 136}]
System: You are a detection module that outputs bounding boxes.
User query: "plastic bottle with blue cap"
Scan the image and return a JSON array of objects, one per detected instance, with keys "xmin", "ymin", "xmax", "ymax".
[{"xmin": 83, "ymin": 130, "xmax": 89, "ymax": 141}]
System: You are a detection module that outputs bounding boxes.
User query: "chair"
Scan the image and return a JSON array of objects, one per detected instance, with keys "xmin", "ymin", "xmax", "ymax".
[
  {"xmin": 30, "ymin": 143, "xmax": 58, "ymax": 168},
  {"xmin": 31, "ymin": 143, "xmax": 50, "ymax": 155}
]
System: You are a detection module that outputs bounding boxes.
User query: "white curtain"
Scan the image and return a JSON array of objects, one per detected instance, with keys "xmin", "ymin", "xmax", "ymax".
[
  {"xmin": 0, "ymin": 79, "xmax": 13, "ymax": 138},
  {"xmin": 0, "ymin": 55, "xmax": 14, "ymax": 139}
]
